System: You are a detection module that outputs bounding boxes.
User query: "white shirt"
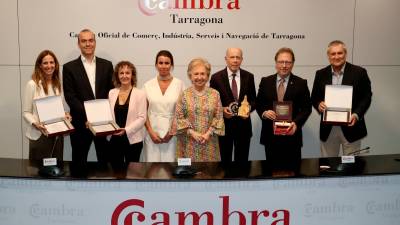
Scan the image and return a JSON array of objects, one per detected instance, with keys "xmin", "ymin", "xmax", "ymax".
[
  {"xmin": 81, "ymin": 55, "xmax": 96, "ymax": 96},
  {"xmin": 330, "ymin": 63, "xmax": 358, "ymax": 120},
  {"xmin": 227, "ymin": 68, "xmax": 241, "ymax": 94}
]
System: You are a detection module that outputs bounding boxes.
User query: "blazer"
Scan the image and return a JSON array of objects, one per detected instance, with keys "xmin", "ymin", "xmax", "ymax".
[
  {"xmin": 256, "ymin": 74, "xmax": 312, "ymax": 147},
  {"xmin": 108, "ymin": 88, "xmax": 147, "ymax": 144},
  {"xmin": 63, "ymin": 56, "xmax": 113, "ymax": 129},
  {"xmin": 210, "ymin": 68, "xmax": 256, "ymax": 137},
  {"xmin": 311, "ymin": 62, "xmax": 372, "ymax": 142},
  {"xmin": 23, "ymin": 80, "xmax": 66, "ymax": 140}
]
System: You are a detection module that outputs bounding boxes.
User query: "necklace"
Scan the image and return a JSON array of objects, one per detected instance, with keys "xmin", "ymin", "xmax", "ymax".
[
  {"xmin": 118, "ymin": 86, "xmax": 132, "ymax": 105},
  {"xmin": 193, "ymin": 87, "xmax": 206, "ymax": 96},
  {"xmin": 157, "ymin": 74, "xmax": 173, "ymax": 81}
]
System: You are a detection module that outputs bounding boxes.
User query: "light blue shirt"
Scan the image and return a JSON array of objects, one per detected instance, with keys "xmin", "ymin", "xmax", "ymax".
[{"xmin": 331, "ymin": 63, "xmax": 345, "ymax": 85}]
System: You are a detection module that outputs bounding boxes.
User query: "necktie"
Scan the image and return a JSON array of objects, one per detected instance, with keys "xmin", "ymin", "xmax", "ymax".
[
  {"xmin": 277, "ymin": 78, "xmax": 285, "ymax": 102},
  {"xmin": 231, "ymin": 74, "xmax": 238, "ymax": 102}
]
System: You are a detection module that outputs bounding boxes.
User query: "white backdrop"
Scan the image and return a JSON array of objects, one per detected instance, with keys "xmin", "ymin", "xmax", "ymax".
[{"xmin": 1, "ymin": 0, "xmax": 400, "ymax": 159}]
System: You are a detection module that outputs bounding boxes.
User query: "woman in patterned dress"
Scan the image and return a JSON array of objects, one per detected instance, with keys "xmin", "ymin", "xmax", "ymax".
[{"xmin": 173, "ymin": 58, "xmax": 225, "ymax": 162}]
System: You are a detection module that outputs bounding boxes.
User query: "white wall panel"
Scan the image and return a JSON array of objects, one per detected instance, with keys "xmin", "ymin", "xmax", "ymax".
[
  {"xmin": 354, "ymin": 0, "xmax": 400, "ymax": 65},
  {"xmin": 0, "ymin": 66, "xmax": 22, "ymax": 158},
  {"xmin": 362, "ymin": 66, "xmax": 400, "ymax": 154},
  {"xmin": 0, "ymin": 0, "xmax": 19, "ymax": 65},
  {"xmin": 17, "ymin": 0, "xmax": 355, "ymax": 66}
]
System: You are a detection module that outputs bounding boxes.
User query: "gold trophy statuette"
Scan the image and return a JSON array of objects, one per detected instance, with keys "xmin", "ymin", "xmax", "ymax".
[{"xmin": 238, "ymin": 95, "xmax": 250, "ymax": 118}]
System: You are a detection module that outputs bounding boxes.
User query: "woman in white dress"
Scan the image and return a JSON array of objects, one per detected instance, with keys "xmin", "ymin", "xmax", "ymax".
[{"xmin": 143, "ymin": 50, "xmax": 185, "ymax": 162}]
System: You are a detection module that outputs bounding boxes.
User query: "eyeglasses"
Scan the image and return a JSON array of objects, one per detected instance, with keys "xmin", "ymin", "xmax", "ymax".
[{"xmin": 276, "ymin": 61, "xmax": 293, "ymax": 65}]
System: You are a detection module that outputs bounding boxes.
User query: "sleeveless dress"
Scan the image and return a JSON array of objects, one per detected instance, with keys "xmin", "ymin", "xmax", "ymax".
[{"xmin": 142, "ymin": 77, "xmax": 184, "ymax": 162}]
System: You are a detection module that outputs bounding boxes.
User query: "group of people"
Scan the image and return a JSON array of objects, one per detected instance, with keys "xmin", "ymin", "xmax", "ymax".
[{"xmin": 23, "ymin": 28, "xmax": 372, "ymax": 173}]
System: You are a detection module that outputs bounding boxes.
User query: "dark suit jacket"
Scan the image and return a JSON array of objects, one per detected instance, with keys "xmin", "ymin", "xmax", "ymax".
[
  {"xmin": 311, "ymin": 62, "xmax": 372, "ymax": 142},
  {"xmin": 63, "ymin": 56, "xmax": 113, "ymax": 129},
  {"xmin": 256, "ymin": 74, "xmax": 311, "ymax": 148},
  {"xmin": 210, "ymin": 68, "xmax": 256, "ymax": 138}
]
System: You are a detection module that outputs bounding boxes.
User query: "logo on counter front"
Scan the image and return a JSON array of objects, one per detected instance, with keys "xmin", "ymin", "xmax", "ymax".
[
  {"xmin": 138, "ymin": 0, "xmax": 240, "ymax": 16},
  {"xmin": 111, "ymin": 195, "xmax": 290, "ymax": 225}
]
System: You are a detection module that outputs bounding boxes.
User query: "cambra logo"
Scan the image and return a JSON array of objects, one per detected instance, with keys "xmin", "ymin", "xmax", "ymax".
[
  {"xmin": 138, "ymin": 0, "xmax": 240, "ymax": 16},
  {"xmin": 111, "ymin": 195, "xmax": 290, "ymax": 225}
]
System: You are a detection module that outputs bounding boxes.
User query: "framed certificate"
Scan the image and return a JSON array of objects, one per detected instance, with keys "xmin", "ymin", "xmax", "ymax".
[
  {"xmin": 323, "ymin": 85, "xmax": 352, "ymax": 124},
  {"xmin": 84, "ymin": 99, "xmax": 120, "ymax": 136},
  {"xmin": 273, "ymin": 101, "xmax": 292, "ymax": 135},
  {"xmin": 35, "ymin": 96, "xmax": 74, "ymax": 137}
]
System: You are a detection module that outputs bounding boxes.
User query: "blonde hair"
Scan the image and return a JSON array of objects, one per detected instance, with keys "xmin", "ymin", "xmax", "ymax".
[{"xmin": 187, "ymin": 57, "xmax": 211, "ymax": 79}]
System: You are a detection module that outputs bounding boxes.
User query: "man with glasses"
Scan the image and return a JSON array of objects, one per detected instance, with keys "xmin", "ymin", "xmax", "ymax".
[
  {"xmin": 311, "ymin": 40, "xmax": 372, "ymax": 157},
  {"xmin": 256, "ymin": 47, "xmax": 311, "ymax": 167}
]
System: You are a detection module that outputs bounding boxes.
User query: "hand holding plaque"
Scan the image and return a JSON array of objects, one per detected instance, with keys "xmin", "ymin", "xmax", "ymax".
[
  {"xmin": 323, "ymin": 85, "xmax": 352, "ymax": 124},
  {"xmin": 84, "ymin": 99, "xmax": 120, "ymax": 136},
  {"xmin": 273, "ymin": 101, "xmax": 292, "ymax": 135},
  {"xmin": 35, "ymin": 96, "xmax": 74, "ymax": 137}
]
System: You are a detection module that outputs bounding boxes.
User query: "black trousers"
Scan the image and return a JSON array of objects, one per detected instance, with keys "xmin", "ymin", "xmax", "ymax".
[
  {"xmin": 109, "ymin": 134, "xmax": 143, "ymax": 168},
  {"xmin": 70, "ymin": 128, "xmax": 109, "ymax": 172},
  {"xmin": 219, "ymin": 135, "xmax": 251, "ymax": 163},
  {"xmin": 264, "ymin": 141, "xmax": 301, "ymax": 171}
]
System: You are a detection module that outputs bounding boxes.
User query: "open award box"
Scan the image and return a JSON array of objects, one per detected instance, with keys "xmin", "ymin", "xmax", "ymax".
[
  {"xmin": 323, "ymin": 85, "xmax": 353, "ymax": 125},
  {"xmin": 273, "ymin": 101, "xmax": 292, "ymax": 135},
  {"xmin": 84, "ymin": 99, "xmax": 120, "ymax": 136},
  {"xmin": 35, "ymin": 95, "xmax": 74, "ymax": 137}
]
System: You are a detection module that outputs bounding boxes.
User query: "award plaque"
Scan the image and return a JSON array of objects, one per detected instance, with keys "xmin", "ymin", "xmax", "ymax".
[
  {"xmin": 238, "ymin": 95, "xmax": 251, "ymax": 118},
  {"xmin": 35, "ymin": 96, "xmax": 74, "ymax": 137},
  {"xmin": 323, "ymin": 108, "xmax": 351, "ymax": 124},
  {"xmin": 88, "ymin": 122, "xmax": 120, "ymax": 136},
  {"xmin": 323, "ymin": 85, "xmax": 352, "ymax": 124},
  {"xmin": 274, "ymin": 101, "xmax": 292, "ymax": 121},
  {"xmin": 273, "ymin": 101, "xmax": 292, "ymax": 135},
  {"xmin": 228, "ymin": 102, "xmax": 239, "ymax": 116},
  {"xmin": 84, "ymin": 99, "xmax": 120, "ymax": 136}
]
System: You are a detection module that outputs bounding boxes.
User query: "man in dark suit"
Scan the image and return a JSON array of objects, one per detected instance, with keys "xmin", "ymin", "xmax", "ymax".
[
  {"xmin": 210, "ymin": 48, "xmax": 256, "ymax": 162},
  {"xmin": 63, "ymin": 29, "xmax": 113, "ymax": 174},
  {"xmin": 256, "ymin": 47, "xmax": 311, "ymax": 164},
  {"xmin": 311, "ymin": 40, "xmax": 372, "ymax": 157}
]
